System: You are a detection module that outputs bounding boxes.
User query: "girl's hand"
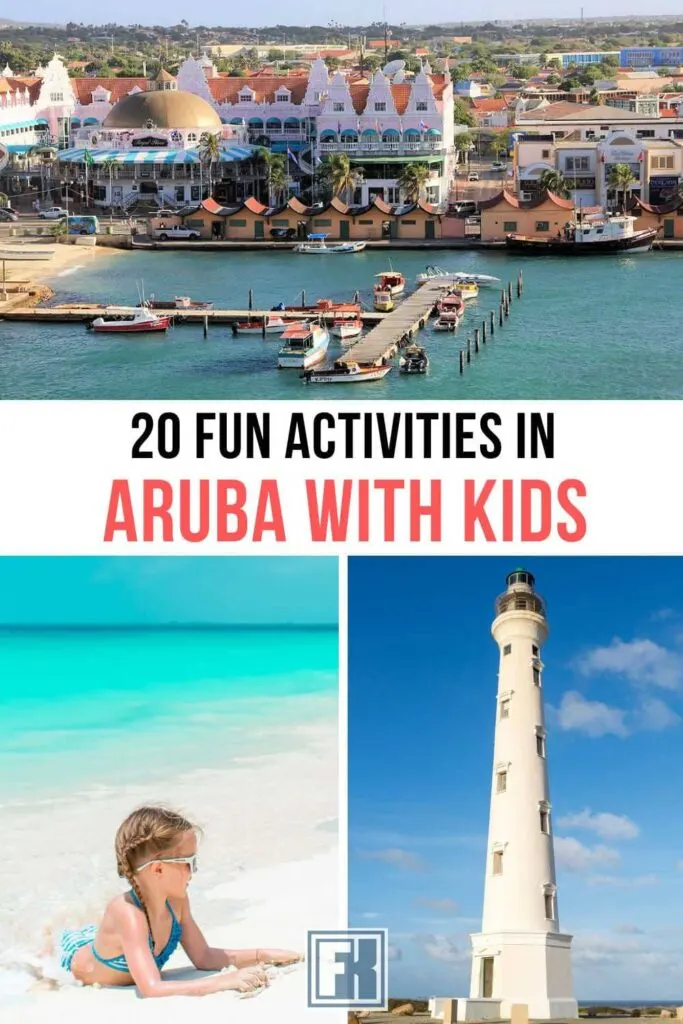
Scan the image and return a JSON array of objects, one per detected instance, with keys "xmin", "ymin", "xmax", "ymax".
[
  {"xmin": 218, "ymin": 966, "xmax": 270, "ymax": 993},
  {"xmin": 258, "ymin": 948, "xmax": 303, "ymax": 966}
]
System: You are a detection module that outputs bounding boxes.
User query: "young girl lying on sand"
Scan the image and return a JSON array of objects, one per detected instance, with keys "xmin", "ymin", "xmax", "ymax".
[{"xmin": 59, "ymin": 805, "xmax": 302, "ymax": 998}]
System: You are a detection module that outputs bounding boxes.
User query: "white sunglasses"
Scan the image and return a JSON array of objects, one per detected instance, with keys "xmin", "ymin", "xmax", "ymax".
[{"xmin": 136, "ymin": 855, "xmax": 198, "ymax": 874}]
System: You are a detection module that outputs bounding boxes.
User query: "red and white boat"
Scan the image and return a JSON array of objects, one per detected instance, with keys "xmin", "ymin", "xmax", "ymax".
[
  {"xmin": 434, "ymin": 291, "xmax": 465, "ymax": 331},
  {"xmin": 330, "ymin": 311, "xmax": 363, "ymax": 342},
  {"xmin": 89, "ymin": 306, "xmax": 172, "ymax": 334},
  {"xmin": 303, "ymin": 361, "xmax": 391, "ymax": 384},
  {"xmin": 232, "ymin": 315, "xmax": 288, "ymax": 335}
]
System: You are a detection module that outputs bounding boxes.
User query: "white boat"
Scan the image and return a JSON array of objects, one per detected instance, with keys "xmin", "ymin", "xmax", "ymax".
[
  {"xmin": 232, "ymin": 315, "xmax": 288, "ymax": 335},
  {"xmin": 293, "ymin": 233, "xmax": 367, "ymax": 254},
  {"xmin": 330, "ymin": 312, "xmax": 363, "ymax": 341},
  {"xmin": 374, "ymin": 270, "xmax": 406, "ymax": 296},
  {"xmin": 277, "ymin": 320, "xmax": 330, "ymax": 369},
  {"xmin": 303, "ymin": 361, "xmax": 391, "ymax": 383},
  {"xmin": 417, "ymin": 265, "xmax": 500, "ymax": 286},
  {"xmin": 89, "ymin": 306, "xmax": 172, "ymax": 334}
]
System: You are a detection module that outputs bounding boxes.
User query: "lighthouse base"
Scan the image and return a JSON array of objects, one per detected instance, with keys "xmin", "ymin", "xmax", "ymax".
[{"xmin": 468, "ymin": 930, "xmax": 578, "ymax": 1020}]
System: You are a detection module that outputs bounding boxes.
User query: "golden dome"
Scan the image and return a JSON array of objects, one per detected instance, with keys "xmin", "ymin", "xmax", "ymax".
[{"xmin": 103, "ymin": 90, "xmax": 221, "ymax": 129}]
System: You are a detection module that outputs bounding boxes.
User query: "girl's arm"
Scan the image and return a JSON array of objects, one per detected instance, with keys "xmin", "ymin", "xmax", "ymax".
[
  {"xmin": 178, "ymin": 899, "xmax": 301, "ymax": 971},
  {"xmin": 114, "ymin": 901, "xmax": 268, "ymax": 998}
]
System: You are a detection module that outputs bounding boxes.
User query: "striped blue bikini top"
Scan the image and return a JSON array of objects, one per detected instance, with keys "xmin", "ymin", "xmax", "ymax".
[{"xmin": 92, "ymin": 891, "xmax": 182, "ymax": 973}]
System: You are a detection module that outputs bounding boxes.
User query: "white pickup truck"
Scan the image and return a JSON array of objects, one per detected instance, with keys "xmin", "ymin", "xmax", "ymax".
[{"xmin": 152, "ymin": 224, "xmax": 200, "ymax": 241}]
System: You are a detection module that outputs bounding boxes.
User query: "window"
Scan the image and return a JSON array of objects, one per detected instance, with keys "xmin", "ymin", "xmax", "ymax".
[
  {"xmin": 500, "ymin": 698, "xmax": 510, "ymax": 719},
  {"xmin": 190, "ymin": 186, "xmax": 201, "ymax": 201},
  {"xmin": 416, "ymin": 101, "xmax": 428, "ymax": 111},
  {"xmin": 496, "ymin": 770, "xmax": 507, "ymax": 793},
  {"xmin": 493, "ymin": 850, "xmax": 503, "ymax": 875},
  {"xmin": 540, "ymin": 807, "xmax": 550, "ymax": 834},
  {"xmin": 636, "ymin": 130, "xmax": 654, "ymax": 138},
  {"xmin": 385, "ymin": 187, "xmax": 399, "ymax": 203},
  {"xmin": 402, "ymin": 219, "xmax": 416, "ymax": 224},
  {"xmin": 228, "ymin": 219, "xmax": 247, "ymax": 227},
  {"xmin": 276, "ymin": 93, "xmax": 289, "ymax": 102},
  {"xmin": 374, "ymin": 101, "xmax": 386, "ymax": 112},
  {"xmin": 239, "ymin": 93, "xmax": 251, "ymax": 103},
  {"xmin": 536, "ymin": 729, "xmax": 546, "ymax": 757},
  {"xmin": 50, "ymin": 91, "xmax": 64, "ymax": 102},
  {"xmin": 358, "ymin": 218, "xmax": 374, "ymax": 224},
  {"xmin": 314, "ymin": 91, "xmax": 323, "ymax": 102},
  {"xmin": 187, "ymin": 132, "xmax": 197, "ymax": 142},
  {"xmin": 541, "ymin": 149, "xmax": 550, "ymax": 158},
  {"xmin": 535, "ymin": 221, "xmax": 549, "ymax": 232},
  {"xmin": 532, "ymin": 644, "xmax": 539, "ymax": 656},
  {"xmin": 333, "ymin": 102, "xmax": 344, "ymax": 112},
  {"xmin": 544, "ymin": 889, "xmax": 556, "ymax": 920},
  {"xmin": 503, "ymin": 644, "xmax": 512, "ymax": 655},
  {"xmin": 566, "ymin": 156, "xmax": 589, "ymax": 171},
  {"xmin": 503, "ymin": 221, "xmax": 517, "ymax": 232},
  {"xmin": 271, "ymin": 218, "xmax": 290, "ymax": 225},
  {"xmin": 533, "ymin": 666, "xmax": 541, "ymax": 685}
]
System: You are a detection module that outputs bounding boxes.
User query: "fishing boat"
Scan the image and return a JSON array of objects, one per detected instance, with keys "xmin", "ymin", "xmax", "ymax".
[
  {"xmin": 374, "ymin": 270, "xmax": 406, "ymax": 296},
  {"xmin": 232, "ymin": 315, "xmax": 288, "ymax": 335},
  {"xmin": 330, "ymin": 311, "xmax": 363, "ymax": 341},
  {"xmin": 399, "ymin": 344, "xmax": 429, "ymax": 374},
  {"xmin": 416, "ymin": 266, "xmax": 500, "ymax": 287},
  {"xmin": 89, "ymin": 306, "xmax": 172, "ymax": 334},
  {"xmin": 293, "ymin": 233, "xmax": 367, "ymax": 254},
  {"xmin": 302, "ymin": 361, "xmax": 391, "ymax": 384},
  {"xmin": 505, "ymin": 212, "xmax": 657, "ymax": 255},
  {"xmin": 141, "ymin": 296, "xmax": 214, "ymax": 310},
  {"xmin": 374, "ymin": 289, "xmax": 394, "ymax": 313},
  {"xmin": 277, "ymin": 320, "xmax": 330, "ymax": 369},
  {"xmin": 434, "ymin": 292, "xmax": 465, "ymax": 330},
  {"xmin": 276, "ymin": 298, "xmax": 361, "ymax": 315}
]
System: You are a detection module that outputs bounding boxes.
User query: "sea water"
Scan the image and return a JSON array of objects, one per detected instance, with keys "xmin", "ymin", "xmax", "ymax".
[
  {"xmin": 2, "ymin": 248, "xmax": 682, "ymax": 399},
  {"xmin": 0, "ymin": 627, "xmax": 338, "ymax": 999}
]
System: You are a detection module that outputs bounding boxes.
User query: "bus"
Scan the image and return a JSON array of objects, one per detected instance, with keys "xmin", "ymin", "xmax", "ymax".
[{"xmin": 67, "ymin": 215, "xmax": 99, "ymax": 235}]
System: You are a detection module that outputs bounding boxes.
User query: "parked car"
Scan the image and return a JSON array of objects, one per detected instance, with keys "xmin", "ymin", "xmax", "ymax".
[
  {"xmin": 450, "ymin": 201, "xmax": 477, "ymax": 216},
  {"xmin": 152, "ymin": 225, "xmax": 201, "ymax": 241},
  {"xmin": 270, "ymin": 227, "xmax": 296, "ymax": 239},
  {"xmin": 491, "ymin": 161, "xmax": 506, "ymax": 171},
  {"xmin": 0, "ymin": 207, "xmax": 18, "ymax": 221},
  {"xmin": 467, "ymin": 172, "xmax": 480, "ymax": 182},
  {"xmin": 38, "ymin": 206, "xmax": 68, "ymax": 219}
]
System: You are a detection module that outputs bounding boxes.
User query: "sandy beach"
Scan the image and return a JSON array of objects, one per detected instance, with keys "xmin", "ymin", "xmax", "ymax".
[{"xmin": 1, "ymin": 240, "xmax": 123, "ymax": 287}]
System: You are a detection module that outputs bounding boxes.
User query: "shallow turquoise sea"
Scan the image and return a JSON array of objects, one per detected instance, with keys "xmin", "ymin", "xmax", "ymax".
[
  {"xmin": 0, "ymin": 626, "xmax": 338, "ymax": 800},
  {"xmin": 2, "ymin": 247, "xmax": 682, "ymax": 399}
]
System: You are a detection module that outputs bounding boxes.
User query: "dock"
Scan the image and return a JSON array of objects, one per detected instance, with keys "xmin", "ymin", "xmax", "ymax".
[
  {"xmin": 0, "ymin": 305, "xmax": 385, "ymax": 326},
  {"xmin": 339, "ymin": 279, "xmax": 446, "ymax": 366}
]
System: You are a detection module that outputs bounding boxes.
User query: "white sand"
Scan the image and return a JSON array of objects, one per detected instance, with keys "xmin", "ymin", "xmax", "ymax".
[
  {"xmin": 1, "ymin": 241, "xmax": 122, "ymax": 286},
  {"xmin": 0, "ymin": 716, "xmax": 341, "ymax": 1023}
]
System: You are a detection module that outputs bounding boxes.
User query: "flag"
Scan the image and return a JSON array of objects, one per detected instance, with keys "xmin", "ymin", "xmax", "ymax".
[
  {"xmin": 83, "ymin": 149, "xmax": 94, "ymax": 167},
  {"xmin": 418, "ymin": 120, "xmax": 429, "ymax": 132},
  {"xmin": 638, "ymin": 151, "xmax": 643, "ymax": 162},
  {"xmin": 337, "ymin": 121, "xmax": 342, "ymax": 133},
  {"xmin": 287, "ymin": 148, "xmax": 299, "ymax": 169}
]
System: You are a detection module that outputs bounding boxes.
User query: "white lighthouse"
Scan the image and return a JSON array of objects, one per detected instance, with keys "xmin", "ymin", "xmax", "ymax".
[{"xmin": 467, "ymin": 569, "xmax": 577, "ymax": 1021}]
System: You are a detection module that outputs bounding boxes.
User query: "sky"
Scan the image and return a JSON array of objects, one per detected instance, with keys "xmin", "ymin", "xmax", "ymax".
[
  {"xmin": 21, "ymin": 7, "xmax": 683, "ymax": 28},
  {"xmin": 0, "ymin": 556, "xmax": 338, "ymax": 625},
  {"xmin": 348, "ymin": 557, "xmax": 683, "ymax": 1002}
]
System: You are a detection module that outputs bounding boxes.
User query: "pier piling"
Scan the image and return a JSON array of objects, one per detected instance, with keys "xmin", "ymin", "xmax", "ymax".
[
  {"xmin": 466, "ymin": 338, "xmax": 471, "ymax": 364},
  {"xmin": 474, "ymin": 329, "xmax": 480, "ymax": 353},
  {"xmin": 499, "ymin": 303, "xmax": 504, "ymax": 327},
  {"xmin": 248, "ymin": 288, "xmax": 253, "ymax": 311},
  {"xmin": 203, "ymin": 314, "xmax": 208, "ymax": 338},
  {"xmin": 481, "ymin": 319, "xmax": 487, "ymax": 343},
  {"xmin": 490, "ymin": 310, "xmax": 495, "ymax": 335},
  {"xmin": 459, "ymin": 350, "xmax": 464, "ymax": 375},
  {"xmin": 517, "ymin": 270, "xmax": 523, "ymax": 298},
  {"xmin": 507, "ymin": 281, "xmax": 513, "ymax": 303}
]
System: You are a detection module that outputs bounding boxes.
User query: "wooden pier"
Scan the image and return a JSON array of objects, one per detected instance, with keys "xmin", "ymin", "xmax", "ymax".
[
  {"xmin": 338, "ymin": 279, "xmax": 446, "ymax": 367},
  {"xmin": 0, "ymin": 305, "xmax": 385, "ymax": 326}
]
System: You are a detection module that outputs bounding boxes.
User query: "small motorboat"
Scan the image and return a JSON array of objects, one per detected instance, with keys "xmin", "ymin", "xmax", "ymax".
[
  {"xmin": 330, "ymin": 311, "xmax": 363, "ymax": 341},
  {"xmin": 374, "ymin": 288, "xmax": 394, "ymax": 313},
  {"xmin": 277, "ymin": 320, "xmax": 330, "ymax": 369},
  {"xmin": 374, "ymin": 270, "xmax": 406, "ymax": 296},
  {"xmin": 399, "ymin": 344, "xmax": 429, "ymax": 374},
  {"xmin": 141, "ymin": 295, "xmax": 214, "ymax": 310},
  {"xmin": 293, "ymin": 233, "xmax": 367, "ymax": 253},
  {"xmin": 457, "ymin": 279, "xmax": 479, "ymax": 300},
  {"xmin": 434, "ymin": 292, "xmax": 465, "ymax": 331},
  {"xmin": 417, "ymin": 265, "xmax": 500, "ymax": 287},
  {"xmin": 303, "ymin": 361, "xmax": 391, "ymax": 384},
  {"xmin": 89, "ymin": 306, "xmax": 172, "ymax": 334},
  {"xmin": 232, "ymin": 315, "xmax": 288, "ymax": 335}
]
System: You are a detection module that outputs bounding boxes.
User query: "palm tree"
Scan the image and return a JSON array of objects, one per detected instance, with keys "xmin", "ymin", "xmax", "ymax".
[
  {"xmin": 538, "ymin": 169, "xmax": 571, "ymax": 199},
  {"xmin": 455, "ymin": 130, "xmax": 475, "ymax": 166},
  {"xmin": 100, "ymin": 157, "xmax": 117, "ymax": 221},
  {"xmin": 199, "ymin": 131, "xmax": 221, "ymax": 199},
  {"xmin": 269, "ymin": 159, "xmax": 288, "ymax": 205},
  {"xmin": 397, "ymin": 163, "xmax": 431, "ymax": 203},
  {"xmin": 589, "ymin": 87, "xmax": 600, "ymax": 106},
  {"xmin": 49, "ymin": 219, "xmax": 68, "ymax": 243},
  {"xmin": 324, "ymin": 153, "xmax": 363, "ymax": 203},
  {"xmin": 608, "ymin": 163, "xmax": 636, "ymax": 211},
  {"xmin": 256, "ymin": 148, "xmax": 287, "ymax": 204}
]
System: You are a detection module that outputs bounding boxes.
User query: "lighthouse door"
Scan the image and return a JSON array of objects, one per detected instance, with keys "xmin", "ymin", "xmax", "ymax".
[{"xmin": 481, "ymin": 957, "xmax": 494, "ymax": 998}]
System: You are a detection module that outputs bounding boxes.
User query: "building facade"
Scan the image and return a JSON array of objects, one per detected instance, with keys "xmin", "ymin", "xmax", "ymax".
[{"xmin": 621, "ymin": 46, "xmax": 683, "ymax": 68}]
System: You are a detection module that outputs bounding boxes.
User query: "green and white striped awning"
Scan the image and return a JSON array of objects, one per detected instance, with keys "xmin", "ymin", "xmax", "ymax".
[{"xmin": 57, "ymin": 145, "xmax": 256, "ymax": 165}]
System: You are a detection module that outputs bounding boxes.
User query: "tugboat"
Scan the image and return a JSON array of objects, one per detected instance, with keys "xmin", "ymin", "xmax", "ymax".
[
  {"xmin": 505, "ymin": 211, "xmax": 657, "ymax": 254},
  {"xmin": 399, "ymin": 344, "xmax": 429, "ymax": 374}
]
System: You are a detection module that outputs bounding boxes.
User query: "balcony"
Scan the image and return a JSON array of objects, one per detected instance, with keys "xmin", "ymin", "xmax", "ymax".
[{"xmin": 318, "ymin": 140, "xmax": 446, "ymax": 156}]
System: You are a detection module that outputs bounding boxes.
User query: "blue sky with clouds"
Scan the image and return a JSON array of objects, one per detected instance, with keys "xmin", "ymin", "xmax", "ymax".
[
  {"xmin": 348, "ymin": 557, "xmax": 683, "ymax": 1002},
  {"xmin": 0, "ymin": 557, "xmax": 337, "ymax": 625}
]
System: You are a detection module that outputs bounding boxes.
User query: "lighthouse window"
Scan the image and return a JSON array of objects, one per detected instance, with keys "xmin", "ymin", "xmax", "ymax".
[
  {"xmin": 492, "ymin": 850, "xmax": 503, "ymax": 875},
  {"xmin": 496, "ymin": 770, "xmax": 507, "ymax": 793},
  {"xmin": 503, "ymin": 644, "xmax": 511, "ymax": 655},
  {"xmin": 540, "ymin": 808, "xmax": 550, "ymax": 833},
  {"xmin": 500, "ymin": 698, "xmax": 510, "ymax": 719},
  {"xmin": 532, "ymin": 644, "xmax": 539, "ymax": 656},
  {"xmin": 533, "ymin": 667, "xmax": 541, "ymax": 685},
  {"xmin": 544, "ymin": 891, "xmax": 555, "ymax": 920},
  {"xmin": 536, "ymin": 730, "xmax": 546, "ymax": 757}
]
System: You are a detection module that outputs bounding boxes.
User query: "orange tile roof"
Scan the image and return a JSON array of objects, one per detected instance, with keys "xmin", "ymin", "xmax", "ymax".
[
  {"xmin": 479, "ymin": 188, "xmax": 574, "ymax": 211},
  {"xmin": 472, "ymin": 97, "xmax": 508, "ymax": 112},
  {"xmin": 72, "ymin": 77, "xmax": 150, "ymax": 103},
  {"xmin": 208, "ymin": 75, "xmax": 308, "ymax": 104},
  {"xmin": 349, "ymin": 75, "xmax": 447, "ymax": 115}
]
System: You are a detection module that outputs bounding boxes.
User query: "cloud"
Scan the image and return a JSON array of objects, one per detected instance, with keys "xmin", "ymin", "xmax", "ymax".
[
  {"xmin": 588, "ymin": 874, "xmax": 658, "ymax": 888},
  {"xmin": 414, "ymin": 934, "xmax": 469, "ymax": 964},
  {"xmin": 388, "ymin": 945, "xmax": 402, "ymax": 961},
  {"xmin": 359, "ymin": 848, "xmax": 426, "ymax": 871},
  {"xmin": 556, "ymin": 809, "xmax": 639, "ymax": 841},
  {"xmin": 576, "ymin": 638, "xmax": 683, "ymax": 690},
  {"xmin": 360, "ymin": 912, "xmax": 380, "ymax": 920},
  {"xmin": 554, "ymin": 836, "xmax": 620, "ymax": 873},
  {"xmin": 550, "ymin": 691, "xmax": 629, "ymax": 738},
  {"xmin": 613, "ymin": 923, "xmax": 645, "ymax": 935},
  {"xmin": 415, "ymin": 897, "xmax": 459, "ymax": 915},
  {"xmin": 573, "ymin": 933, "xmax": 644, "ymax": 967},
  {"xmin": 638, "ymin": 697, "xmax": 681, "ymax": 731}
]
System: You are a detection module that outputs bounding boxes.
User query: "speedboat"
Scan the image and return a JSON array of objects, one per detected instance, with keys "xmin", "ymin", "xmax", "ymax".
[
  {"xmin": 89, "ymin": 306, "xmax": 172, "ymax": 334},
  {"xmin": 293, "ymin": 233, "xmax": 367, "ymax": 253},
  {"xmin": 374, "ymin": 289, "xmax": 394, "ymax": 312},
  {"xmin": 330, "ymin": 311, "xmax": 363, "ymax": 341},
  {"xmin": 142, "ymin": 296, "xmax": 214, "ymax": 310},
  {"xmin": 277, "ymin": 320, "xmax": 330, "ymax": 369},
  {"xmin": 374, "ymin": 270, "xmax": 405, "ymax": 296},
  {"xmin": 232, "ymin": 315, "xmax": 288, "ymax": 335},
  {"xmin": 303, "ymin": 361, "xmax": 391, "ymax": 384},
  {"xmin": 456, "ymin": 279, "xmax": 479, "ymax": 300},
  {"xmin": 434, "ymin": 292, "xmax": 465, "ymax": 330},
  {"xmin": 417, "ymin": 265, "xmax": 500, "ymax": 287},
  {"xmin": 399, "ymin": 344, "xmax": 429, "ymax": 374}
]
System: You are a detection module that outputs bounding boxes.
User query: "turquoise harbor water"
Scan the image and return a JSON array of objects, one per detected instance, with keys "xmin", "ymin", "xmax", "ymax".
[
  {"xmin": 0, "ymin": 626, "xmax": 338, "ymax": 801},
  {"xmin": 2, "ymin": 247, "xmax": 683, "ymax": 399}
]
